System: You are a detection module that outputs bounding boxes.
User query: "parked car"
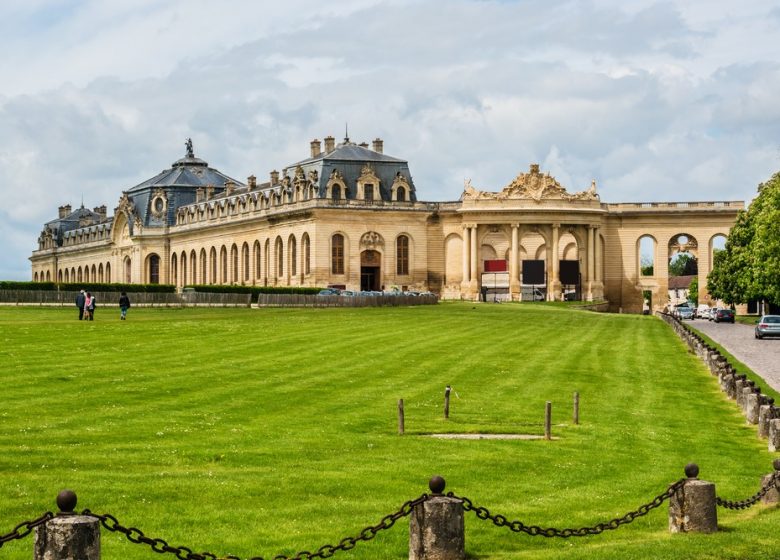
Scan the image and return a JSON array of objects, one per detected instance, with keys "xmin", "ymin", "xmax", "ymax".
[
  {"xmin": 755, "ymin": 315, "xmax": 780, "ymax": 339},
  {"xmin": 696, "ymin": 305, "xmax": 710, "ymax": 318},
  {"xmin": 714, "ymin": 308, "xmax": 735, "ymax": 323},
  {"xmin": 677, "ymin": 306, "xmax": 694, "ymax": 320},
  {"xmin": 317, "ymin": 288, "xmax": 341, "ymax": 296},
  {"xmin": 707, "ymin": 307, "xmax": 718, "ymax": 321}
]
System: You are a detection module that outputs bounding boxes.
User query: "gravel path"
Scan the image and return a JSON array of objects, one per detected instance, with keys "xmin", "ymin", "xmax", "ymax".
[{"xmin": 687, "ymin": 318, "xmax": 780, "ymax": 393}]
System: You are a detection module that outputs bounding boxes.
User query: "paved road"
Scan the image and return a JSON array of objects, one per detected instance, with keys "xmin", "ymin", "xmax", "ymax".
[{"xmin": 687, "ymin": 318, "xmax": 780, "ymax": 393}]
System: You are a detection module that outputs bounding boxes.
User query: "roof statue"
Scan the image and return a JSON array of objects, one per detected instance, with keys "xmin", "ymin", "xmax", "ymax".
[
  {"xmin": 185, "ymin": 138, "xmax": 194, "ymax": 159},
  {"xmin": 462, "ymin": 163, "xmax": 600, "ymax": 203}
]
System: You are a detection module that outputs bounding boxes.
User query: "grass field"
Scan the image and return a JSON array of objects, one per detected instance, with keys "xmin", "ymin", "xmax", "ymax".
[{"xmin": 1, "ymin": 303, "xmax": 778, "ymax": 560}]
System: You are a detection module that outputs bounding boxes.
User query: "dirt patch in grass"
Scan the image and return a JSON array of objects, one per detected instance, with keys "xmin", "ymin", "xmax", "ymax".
[{"xmin": 427, "ymin": 433, "xmax": 558, "ymax": 440}]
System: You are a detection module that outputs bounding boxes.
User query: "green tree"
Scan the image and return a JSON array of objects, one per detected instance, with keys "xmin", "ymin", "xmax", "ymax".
[
  {"xmin": 708, "ymin": 172, "xmax": 780, "ymax": 305},
  {"xmin": 669, "ymin": 252, "xmax": 698, "ymax": 276},
  {"xmin": 688, "ymin": 276, "xmax": 698, "ymax": 306}
]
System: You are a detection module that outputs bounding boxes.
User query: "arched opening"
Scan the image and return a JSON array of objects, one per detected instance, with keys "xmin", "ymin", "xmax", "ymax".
[
  {"xmin": 230, "ymin": 244, "xmax": 238, "ymax": 284},
  {"xmin": 361, "ymin": 250, "xmax": 381, "ymax": 291},
  {"xmin": 302, "ymin": 234, "xmax": 310, "ymax": 276},
  {"xmin": 124, "ymin": 258, "xmax": 131, "ymax": 283},
  {"xmin": 331, "ymin": 234, "xmax": 345, "ymax": 275},
  {"xmin": 638, "ymin": 235, "xmax": 656, "ymax": 277},
  {"xmin": 180, "ymin": 252, "xmax": 187, "ymax": 286},
  {"xmin": 254, "ymin": 240, "xmax": 262, "ymax": 280},
  {"xmin": 147, "ymin": 254, "xmax": 160, "ymax": 284},
  {"xmin": 396, "ymin": 235, "xmax": 409, "ymax": 276},
  {"xmin": 210, "ymin": 247, "xmax": 217, "ymax": 284},
  {"xmin": 171, "ymin": 253, "xmax": 178, "ymax": 285},
  {"xmin": 242, "ymin": 242, "xmax": 250, "ymax": 282},
  {"xmin": 98, "ymin": 263, "xmax": 104, "ymax": 282},
  {"xmin": 396, "ymin": 186, "xmax": 406, "ymax": 202},
  {"xmin": 220, "ymin": 246, "xmax": 228, "ymax": 284},
  {"xmin": 105, "ymin": 262, "xmax": 111, "ymax": 283},
  {"xmin": 288, "ymin": 235, "xmax": 297, "ymax": 279},
  {"xmin": 190, "ymin": 250, "xmax": 197, "ymax": 285},
  {"xmin": 332, "ymin": 185, "xmax": 342, "ymax": 201},
  {"xmin": 200, "ymin": 249, "xmax": 208, "ymax": 285},
  {"xmin": 520, "ymin": 231, "xmax": 547, "ymax": 300},
  {"xmin": 668, "ymin": 233, "xmax": 699, "ymax": 307},
  {"xmin": 275, "ymin": 237, "xmax": 284, "ymax": 279}
]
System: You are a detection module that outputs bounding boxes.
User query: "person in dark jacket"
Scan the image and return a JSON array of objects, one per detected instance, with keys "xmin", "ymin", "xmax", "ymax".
[
  {"xmin": 119, "ymin": 292, "xmax": 131, "ymax": 320},
  {"xmin": 75, "ymin": 290, "xmax": 86, "ymax": 320}
]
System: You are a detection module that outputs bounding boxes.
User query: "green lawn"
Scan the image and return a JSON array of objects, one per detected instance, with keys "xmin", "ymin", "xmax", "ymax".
[{"xmin": 0, "ymin": 304, "xmax": 778, "ymax": 560}]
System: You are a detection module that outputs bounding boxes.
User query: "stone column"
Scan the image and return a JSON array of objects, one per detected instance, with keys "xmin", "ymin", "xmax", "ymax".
[
  {"xmin": 551, "ymin": 223, "xmax": 560, "ymax": 300},
  {"xmin": 669, "ymin": 464, "xmax": 718, "ymax": 533},
  {"xmin": 510, "ymin": 224, "xmax": 520, "ymax": 299},
  {"xmin": 586, "ymin": 226, "xmax": 595, "ymax": 301},
  {"xmin": 461, "ymin": 225, "xmax": 470, "ymax": 291},
  {"xmin": 760, "ymin": 459, "xmax": 780, "ymax": 505},
  {"xmin": 409, "ymin": 477, "xmax": 465, "ymax": 560},
  {"xmin": 35, "ymin": 491, "xmax": 100, "ymax": 560},
  {"xmin": 469, "ymin": 225, "xmax": 478, "ymax": 291}
]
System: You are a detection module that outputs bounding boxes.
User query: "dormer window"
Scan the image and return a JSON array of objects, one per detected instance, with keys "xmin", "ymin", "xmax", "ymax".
[{"xmin": 364, "ymin": 184, "xmax": 374, "ymax": 202}]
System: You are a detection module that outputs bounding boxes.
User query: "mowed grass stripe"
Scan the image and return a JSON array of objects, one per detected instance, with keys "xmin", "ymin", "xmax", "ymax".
[{"xmin": 0, "ymin": 305, "xmax": 778, "ymax": 560}]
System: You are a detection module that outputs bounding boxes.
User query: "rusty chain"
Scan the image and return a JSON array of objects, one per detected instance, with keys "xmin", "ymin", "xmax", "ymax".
[
  {"xmin": 81, "ymin": 493, "xmax": 429, "ymax": 560},
  {"xmin": 447, "ymin": 479, "xmax": 686, "ymax": 538},
  {"xmin": 0, "ymin": 512, "xmax": 54, "ymax": 548},
  {"xmin": 716, "ymin": 471, "xmax": 780, "ymax": 510}
]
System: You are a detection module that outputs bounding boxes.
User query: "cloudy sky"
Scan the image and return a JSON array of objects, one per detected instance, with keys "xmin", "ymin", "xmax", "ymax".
[{"xmin": 1, "ymin": 0, "xmax": 779, "ymax": 280}]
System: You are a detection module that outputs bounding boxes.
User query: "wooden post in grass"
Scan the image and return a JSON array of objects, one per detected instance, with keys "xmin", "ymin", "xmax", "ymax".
[
  {"xmin": 444, "ymin": 386, "xmax": 451, "ymax": 419},
  {"xmin": 35, "ymin": 490, "xmax": 100, "ymax": 560},
  {"xmin": 669, "ymin": 464, "xmax": 717, "ymax": 533},
  {"xmin": 544, "ymin": 401, "xmax": 552, "ymax": 440},
  {"xmin": 409, "ymin": 476, "xmax": 465, "ymax": 560},
  {"xmin": 398, "ymin": 399, "xmax": 405, "ymax": 435},
  {"xmin": 573, "ymin": 392, "xmax": 580, "ymax": 425}
]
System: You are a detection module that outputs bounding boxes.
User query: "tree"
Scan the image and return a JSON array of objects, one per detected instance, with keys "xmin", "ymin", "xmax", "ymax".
[
  {"xmin": 669, "ymin": 252, "xmax": 698, "ymax": 276},
  {"xmin": 708, "ymin": 172, "xmax": 780, "ymax": 305},
  {"xmin": 688, "ymin": 276, "xmax": 698, "ymax": 306}
]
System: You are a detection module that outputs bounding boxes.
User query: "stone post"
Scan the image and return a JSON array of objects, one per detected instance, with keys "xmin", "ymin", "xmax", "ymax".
[
  {"xmin": 735, "ymin": 379, "xmax": 746, "ymax": 407},
  {"xmin": 669, "ymin": 464, "xmax": 717, "ymax": 533},
  {"xmin": 410, "ymin": 476, "xmax": 465, "ymax": 560},
  {"xmin": 760, "ymin": 459, "xmax": 780, "ymax": 505},
  {"xmin": 745, "ymin": 391, "xmax": 760, "ymax": 424},
  {"xmin": 758, "ymin": 404, "xmax": 772, "ymax": 438},
  {"xmin": 769, "ymin": 419, "xmax": 780, "ymax": 452},
  {"xmin": 35, "ymin": 490, "xmax": 100, "ymax": 560}
]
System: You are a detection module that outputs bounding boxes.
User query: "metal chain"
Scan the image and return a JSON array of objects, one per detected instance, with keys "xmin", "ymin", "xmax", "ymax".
[
  {"xmin": 447, "ymin": 479, "xmax": 686, "ymax": 538},
  {"xmin": 716, "ymin": 472, "xmax": 780, "ymax": 510},
  {"xmin": 0, "ymin": 512, "xmax": 54, "ymax": 548},
  {"xmin": 81, "ymin": 494, "xmax": 429, "ymax": 560}
]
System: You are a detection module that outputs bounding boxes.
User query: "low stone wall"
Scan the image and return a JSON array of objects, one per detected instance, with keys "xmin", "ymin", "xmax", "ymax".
[{"xmin": 657, "ymin": 311, "xmax": 779, "ymax": 452}]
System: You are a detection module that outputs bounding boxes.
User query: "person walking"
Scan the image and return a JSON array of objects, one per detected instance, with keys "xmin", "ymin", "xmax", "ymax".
[
  {"xmin": 119, "ymin": 292, "xmax": 131, "ymax": 320},
  {"xmin": 75, "ymin": 289, "xmax": 86, "ymax": 320}
]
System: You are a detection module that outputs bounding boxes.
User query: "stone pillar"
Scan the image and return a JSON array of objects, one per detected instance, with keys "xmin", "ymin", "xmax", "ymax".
[
  {"xmin": 469, "ymin": 226, "xmax": 478, "ymax": 291},
  {"xmin": 410, "ymin": 477, "xmax": 465, "ymax": 560},
  {"xmin": 669, "ymin": 464, "xmax": 717, "ymax": 533},
  {"xmin": 551, "ymin": 223, "xmax": 560, "ymax": 300},
  {"xmin": 510, "ymin": 224, "xmax": 520, "ymax": 299},
  {"xmin": 769, "ymin": 419, "xmax": 780, "ymax": 452},
  {"xmin": 758, "ymin": 404, "xmax": 772, "ymax": 438},
  {"xmin": 461, "ymin": 226, "xmax": 470, "ymax": 291},
  {"xmin": 760, "ymin": 460, "xmax": 780, "ymax": 505},
  {"xmin": 586, "ymin": 226, "xmax": 595, "ymax": 300},
  {"xmin": 745, "ymin": 392, "xmax": 760, "ymax": 424},
  {"xmin": 35, "ymin": 490, "xmax": 100, "ymax": 560}
]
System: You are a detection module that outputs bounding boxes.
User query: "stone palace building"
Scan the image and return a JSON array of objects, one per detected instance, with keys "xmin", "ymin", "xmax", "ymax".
[{"xmin": 30, "ymin": 135, "xmax": 743, "ymax": 313}]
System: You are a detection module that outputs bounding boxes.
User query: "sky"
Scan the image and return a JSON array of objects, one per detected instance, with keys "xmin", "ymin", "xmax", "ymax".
[{"xmin": 1, "ymin": 0, "xmax": 779, "ymax": 280}]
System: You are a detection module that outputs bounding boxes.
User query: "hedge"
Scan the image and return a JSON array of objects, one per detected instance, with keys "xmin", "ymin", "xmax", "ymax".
[
  {"xmin": 0, "ymin": 281, "xmax": 176, "ymax": 293},
  {"xmin": 184, "ymin": 285, "xmax": 324, "ymax": 296}
]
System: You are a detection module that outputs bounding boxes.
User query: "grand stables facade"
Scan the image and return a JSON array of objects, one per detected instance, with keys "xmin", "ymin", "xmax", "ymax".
[{"xmin": 30, "ymin": 135, "xmax": 743, "ymax": 313}]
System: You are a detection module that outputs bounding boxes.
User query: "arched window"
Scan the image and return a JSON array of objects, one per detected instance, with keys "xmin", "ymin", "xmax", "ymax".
[
  {"xmin": 289, "ymin": 235, "xmax": 297, "ymax": 277},
  {"xmin": 242, "ymin": 242, "xmax": 250, "ymax": 282},
  {"xmin": 171, "ymin": 253, "xmax": 178, "ymax": 285},
  {"xmin": 148, "ymin": 254, "xmax": 160, "ymax": 284},
  {"xmin": 638, "ymin": 236, "xmax": 655, "ymax": 277},
  {"xmin": 276, "ymin": 237, "xmax": 284, "ymax": 278},
  {"xmin": 46, "ymin": 271, "xmax": 51, "ymax": 281},
  {"xmin": 190, "ymin": 250, "xmax": 197, "ymax": 285},
  {"xmin": 231, "ymin": 244, "xmax": 238, "ymax": 283},
  {"xmin": 220, "ymin": 246, "xmax": 228, "ymax": 284},
  {"xmin": 200, "ymin": 249, "xmax": 208, "ymax": 285},
  {"xmin": 180, "ymin": 252, "xmax": 187, "ymax": 286},
  {"xmin": 210, "ymin": 247, "xmax": 217, "ymax": 284},
  {"xmin": 105, "ymin": 263, "xmax": 111, "ymax": 283},
  {"xmin": 397, "ymin": 235, "xmax": 409, "ymax": 275},
  {"xmin": 332, "ymin": 185, "xmax": 342, "ymax": 200},
  {"xmin": 34, "ymin": 272, "xmax": 39, "ymax": 282},
  {"xmin": 98, "ymin": 263, "xmax": 104, "ymax": 282},
  {"xmin": 91, "ymin": 265, "xmax": 97, "ymax": 281},
  {"xmin": 396, "ymin": 186, "xmax": 406, "ymax": 202},
  {"xmin": 332, "ymin": 234, "xmax": 345, "ymax": 275},
  {"xmin": 254, "ymin": 241, "xmax": 262, "ymax": 280},
  {"xmin": 59, "ymin": 269, "xmax": 64, "ymax": 283},
  {"xmin": 264, "ymin": 239, "xmax": 270, "ymax": 283},
  {"xmin": 302, "ymin": 233, "xmax": 310, "ymax": 276},
  {"xmin": 123, "ymin": 259, "xmax": 131, "ymax": 283}
]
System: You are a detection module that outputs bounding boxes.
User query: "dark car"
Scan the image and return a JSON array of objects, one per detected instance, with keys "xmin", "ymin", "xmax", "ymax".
[
  {"xmin": 755, "ymin": 315, "xmax": 780, "ymax": 339},
  {"xmin": 714, "ymin": 308, "xmax": 735, "ymax": 323}
]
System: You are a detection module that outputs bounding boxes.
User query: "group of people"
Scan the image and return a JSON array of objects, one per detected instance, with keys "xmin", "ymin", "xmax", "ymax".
[{"xmin": 75, "ymin": 290, "xmax": 131, "ymax": 321}]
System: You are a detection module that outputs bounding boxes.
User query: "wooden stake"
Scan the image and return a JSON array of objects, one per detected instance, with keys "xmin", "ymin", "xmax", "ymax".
[
  {"xmin": 398, "ymin": 399, "xmax": 405, "ymax": 435},
  {"xmin": 545, "ymin": 401, "xmax": 552, "ymax": 440},
  {"xmin": 444, "ymin": 386, "xmax": 451, "ymax": 419},
  {"xmin": 573, "ymin": 392, "xmax": 580, "ymax": 425}
]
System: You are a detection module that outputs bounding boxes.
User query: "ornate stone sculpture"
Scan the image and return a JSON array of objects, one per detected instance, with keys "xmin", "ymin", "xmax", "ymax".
[{"xmin": 461, "ymin": 164, "xmax": 600, "ymax": 202}]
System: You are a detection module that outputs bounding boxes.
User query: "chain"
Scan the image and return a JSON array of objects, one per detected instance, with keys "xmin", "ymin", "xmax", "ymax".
[
  {"xmin": 81, "ymin": 494, "xmax": 429, "ymax": 560},
  {"xmin": 716, "ymin": 472, "xmax": 780, "ymax": 510},
  {"xmin": 448, "ymin": 479, "xmax": 686, "ymax": 538},
  {"xmin": 0, "ymin": 512, "xmax": 54, "ymax": 548}
]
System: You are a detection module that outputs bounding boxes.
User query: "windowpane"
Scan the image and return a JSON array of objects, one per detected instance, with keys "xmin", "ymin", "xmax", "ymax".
[
  {"xmin": 332, "ymin": 234, "xmax": 344, "ymax": 275},
  {"xmin": 397, "ymin": 235, "xmax": 409, "ymax": 275}
]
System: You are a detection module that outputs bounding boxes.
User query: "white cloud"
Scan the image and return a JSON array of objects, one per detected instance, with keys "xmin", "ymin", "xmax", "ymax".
[{"xmin": 1, "ymin": 0, "xmax": 780, "ymax": 279}]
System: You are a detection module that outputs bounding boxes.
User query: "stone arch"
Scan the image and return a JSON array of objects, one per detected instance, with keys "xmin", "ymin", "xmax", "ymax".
[
  {"xmin": 190, "ymin": 250, "xmax": 197, "ymax": 285},
  {"xmin": 180, "ymin": 251, "xmax": 188, "ymax": 286},
  {"xmin": 230, "ymin": 244, "xmax": 238, "ymax": 284},
  {"xmin": 275, "ymin": 236, "xmax": 284, "ymax": 279},
  {"xmin": 98, "ymin": 263, "xmax": 104, "ymax": 282},
  {"xmin": 301, "ymin": 233, "xmax": 311, "ymax": 276},
  {"xmin": 220, "ymin": 246, "xmax": 228, "ymax": 284},
  {"xmin": 254, "ymin": 240, "xmax": 262, "ymax": 280},
  {"xmin": 200, "ymin": 248, "xmax": 207, "ymax": 284},
  {"xmin": 242, "ymin": 242, "xmax": 250, "ymax": 283},
  {"xmin": 444, "ymin": 233, "xmax": 463, "ymax": 285},
  {"xmin": 288, "ymin": 234, "xmax": 297, "ymax": 279},
  {"xmin": 637, "ymin": 234, "xmax": 657, "ymax": 277},
  {"xmin": 708, "ymin": 233, "xmax": 728, "ymax": 274},
  {"xmin": 668, "ymin": 233, "xmax": 698, "ymax": 277},
  {"xmin": 210, "ymin": 247, "xmax": 217, "ymax": 284},
  {"xmin": 171, "ymin": 253, "xmax": 178, "ymax": 285}
]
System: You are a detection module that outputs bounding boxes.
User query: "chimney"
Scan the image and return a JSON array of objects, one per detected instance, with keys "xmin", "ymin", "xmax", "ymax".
[
  {"xmin": 196, "ymin": 187, "xmax": 205, "ymax": 202},
  {"xmin": 59, "ymin": 204, "xmax": 72, "ymax": 219},
  {"xmin": 310, "ymin": 139, "xmax": 322, "ymax": 158},
  {"xmin": 372, "ymin": 138, "xmax": 383, "ymax": 154},
  {"xmin": 359, "ymin": 142, "xmax": 369, "ymax": 148},
  {"xmin": 270, "ymin": 170, "xmax": 279, "ymax": 186},
  {"xmin": 206, "ymin": 185, "xmax": 215, "ymax": 199},
  {"xmin": 224, "ymin": 181, "xmax": 235, "ymax": 196},
  {"xmin": 324, "ymin": 136, "xmax": 335, "ymax": 153},
  {"xmin": 248, "ymin": 175, "xmax": 257, "ymax": 189},
  {"xmin": 94, "ymin": 205, "xmax": 107, "ymax": 220}
]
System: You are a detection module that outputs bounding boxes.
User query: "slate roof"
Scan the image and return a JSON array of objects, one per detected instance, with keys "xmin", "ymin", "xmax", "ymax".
[{"xmin": 128, "ymin": 155, "xmax": 242, "ymax": 192}]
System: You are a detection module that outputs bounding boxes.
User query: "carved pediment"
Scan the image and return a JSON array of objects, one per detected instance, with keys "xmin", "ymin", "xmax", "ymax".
[
  {"xmin": 360, "ymin": 231, "xmax": 384, "ymax": 250},
  {"xmin": 462, "ymin": 164, "xmax": 600, "ymax": 203},
  {"xmin": 358, "ymin": 163, "xmax": 380, "ymax": 185}
]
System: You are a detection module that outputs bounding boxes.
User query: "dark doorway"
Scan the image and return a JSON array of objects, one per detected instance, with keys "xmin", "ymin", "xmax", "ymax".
[
  {"xmin": 361, "ymin": 250, "xmax": 381, "ymax": 291},
  {"xmin": 559, "ymin": 260, "xmax": 581, "ymax": 300}
]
